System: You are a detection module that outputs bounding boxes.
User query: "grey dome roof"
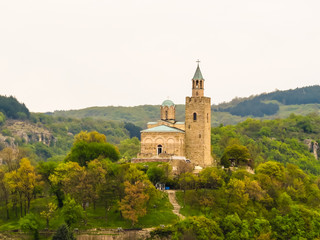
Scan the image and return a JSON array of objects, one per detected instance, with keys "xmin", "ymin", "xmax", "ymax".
[{"xmin": 161, "ymin": 99, "xmax": 175, "ymax": 107}]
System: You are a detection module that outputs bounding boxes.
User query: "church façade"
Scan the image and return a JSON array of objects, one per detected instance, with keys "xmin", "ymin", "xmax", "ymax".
[{"xmin": 132, "ymin": 63, "xmax": 214, "ymax": 167}]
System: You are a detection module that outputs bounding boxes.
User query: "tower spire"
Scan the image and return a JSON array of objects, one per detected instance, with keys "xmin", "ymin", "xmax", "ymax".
[
  {"xmin": 192, "ymin": 60, "xmax": 204, "ymax": 97},
  {"xmin": 192, "ymin": 60, "xmax": 204, "ymax": 81}
]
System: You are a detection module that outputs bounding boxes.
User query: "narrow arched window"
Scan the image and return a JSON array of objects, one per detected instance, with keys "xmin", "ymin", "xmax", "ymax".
[
  {"xmin": 193, "ymin": 112, "xmax": 197, "ymax": 121},
  {"xmin": 196, "ymin": 80, "xmax": 199, "ymax": 88},
  {"xmin": 165, "ymin": 110, "xmax": 168, "ymax": 119},
  {"xmin": 157, "ymin": 145, "xmax": 162, "ymax": 155},
  {"xmin": 200, "ymin": 81, "xmax": 203, "ymax": 89}
]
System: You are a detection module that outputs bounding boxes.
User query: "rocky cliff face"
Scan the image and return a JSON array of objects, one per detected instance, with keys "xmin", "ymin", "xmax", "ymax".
[
  {"xmin": 304, "ymin": 139, "xmax": 319, "ymax": 160},
  {"xmin": 0, "ymin": 120, "xmax": 55, "ymax": 148}
]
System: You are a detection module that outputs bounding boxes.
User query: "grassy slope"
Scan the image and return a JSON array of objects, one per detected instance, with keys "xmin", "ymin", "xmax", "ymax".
[{"xmin": 0, "ymin": 191, "xmax": 178, "ymax": 231}]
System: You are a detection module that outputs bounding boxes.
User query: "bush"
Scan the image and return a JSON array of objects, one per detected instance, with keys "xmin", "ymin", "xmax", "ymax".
[{"xmin": 52, "ymin": 224, "xmax": 76, "ymax": 240}]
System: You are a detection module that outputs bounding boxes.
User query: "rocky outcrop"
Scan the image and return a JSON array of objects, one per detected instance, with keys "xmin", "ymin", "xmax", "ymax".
[
  {"xmin": 0, "ymin": 120, "xmax": 55, "ymax": 147},
  {"xmin": 304, "ymin": 139, "xmax": 319, "ymax": 160}
]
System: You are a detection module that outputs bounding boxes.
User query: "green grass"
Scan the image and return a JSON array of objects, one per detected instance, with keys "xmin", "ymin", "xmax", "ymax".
[
  {"xmin": 175, "ymin": 191, "xmax": 203, "ymax": 217},
  {"xmin": 138, "ymin": 191, "xmax": 178, "ymax": 227},
  {"xmin": 134, "ymin": 161, "xmax": 168, "ymax": 169},
  {"xmin": 0, "ymin": 191, "xmax": 177, "ymax": 232}
]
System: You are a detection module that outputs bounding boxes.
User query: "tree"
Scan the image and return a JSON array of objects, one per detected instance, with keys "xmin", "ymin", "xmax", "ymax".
[
  {"xmin": 0, "ymin": 169, "xmax": 10, "ymax": 219},
  {"xmin": 49, "ymin": 162, "xmax": 91, "ymax": 210},
  {"xmin": 198, "ymin": 167, "xmax": 225, "ymax": 189},
  {"xmin": 19, "ymin": 213, "xmax": 40, "ymax": 240},
  {"xmin": 118, "ymin": 137, "xmax": 140, "ymax": 160},
  {"xmin": 147, "ymin": 166, "xmax": 165, "ymax": 184},
  {"xmin": 61, "ymin": 196, "xmax": 84, "ymax": 227},
  {"xmin": 179, "ymin": 172, "xmax": 198, "ymax": 206},
  {"xmin": 65, "ymin": 131, "xmax": 120, "ymax": 166},
  {"xmin": 0, "ymin": 112, "xmax": 6, "ymax": 125},
  {"xmin": 17, "ymin": 158, "xmax": 41, "ymax": 212},
  {"xmin": 5, "ymin": 158, "xmax": 41, "ymax": 216},
  {"xmin": 0, "ymin": 147, "xmax": 19, "ymax": 171},
  {"xmin": 221, "ymin": 144, "xmax": 251, "ymax": 168},
  {"xmin": 40, "ymin": 202, "xmax": 57, "ymax": 229},
  {"xmin": 226, "ymin": 178, "xmax": 249, "ymax": 214},
  {"xmin": 244, "ymin": 177, "xmax": 268, "ymax": 203},
  {"xmin": 52, "ymin": 224, "xmax": 76, "ymax": 240},
  {"xmin": 87, "ymin": 159, "xmax": 106, "ymax": 209},
  {"xmin": 74, "ymin": 131, "xmax": 106, "ymax": 144},
  {"xmin": 172, "ymin": 216, "xmax": 223, "ymax": 240},
  {"xmin": 221, "ymin": 214, "xmax": 251, "ymax": 240},
  {"xmin": 119, "ymin": 181, "xmax": 150, "ymax": 226}
]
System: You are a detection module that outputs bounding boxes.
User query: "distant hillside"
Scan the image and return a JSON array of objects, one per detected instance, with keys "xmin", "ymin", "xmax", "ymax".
[
  {"xmin": 218, "ymin": 85, "xmax": 320, "ymax": 117},
  {"xmin": 54, "ymin": 105, "xmax": 186, "ymax": 128},
  {"xmin": 52, "ymin": 86, "xmax": 320, "ymax": 127}
]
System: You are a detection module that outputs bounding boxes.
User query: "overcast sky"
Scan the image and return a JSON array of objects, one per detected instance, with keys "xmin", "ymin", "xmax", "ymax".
[{"xmin": 0, "ymin": 0, "xmax": 319, "ymax": 112}]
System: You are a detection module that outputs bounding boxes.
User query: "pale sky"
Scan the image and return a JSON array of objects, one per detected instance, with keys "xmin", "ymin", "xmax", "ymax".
[{"xmin": 0, "ymin": 0, "xmax": 319, "ymax": 112}]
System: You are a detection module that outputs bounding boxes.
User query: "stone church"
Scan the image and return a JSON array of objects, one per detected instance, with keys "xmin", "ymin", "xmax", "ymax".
[{"xmin": 132, "ymin": 63, "xmax": 213, "ymax": 167}]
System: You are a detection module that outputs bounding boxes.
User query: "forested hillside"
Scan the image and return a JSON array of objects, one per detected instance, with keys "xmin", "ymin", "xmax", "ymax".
[
  {"xmin": 52, "ymin": 85, "xmax": 320, "ymax": 127},
  {"xmin": 0, "ymin": 96, "xmax": 30, "ymax": 120},
  {"xmin": 2, "ymin": 91, "xmax": 320, "ymax": 239},
  {"xmin": 1, "ymin": 114, "xmax": 320, "ymax": 239},
  {"xmin": 54, "ymin": 105, "xmax": 186, "ymax": 128},
  {"xmin": 0, "ymin": 113, "xmax": 141, "ymax": 163},
  {"xmin": 219, "ymin": 85, "xmax": 320, "ymax": 117}
]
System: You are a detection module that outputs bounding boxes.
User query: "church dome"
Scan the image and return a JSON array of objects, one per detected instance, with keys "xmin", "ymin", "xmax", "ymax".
[{"xmin": 161, "ymin": 99, "xmax": 175, "ymax": 107}]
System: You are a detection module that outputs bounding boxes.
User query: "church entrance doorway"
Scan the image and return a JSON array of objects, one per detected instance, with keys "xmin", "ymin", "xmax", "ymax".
[{"xmin": 157, "ymin": 145, "xmax": 163, "ymax": 155}]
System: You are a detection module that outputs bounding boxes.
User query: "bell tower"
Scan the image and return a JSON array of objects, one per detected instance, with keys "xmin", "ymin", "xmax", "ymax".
[{"xmin": 185, "ymin": 61, "xmax": 213, "ymax": 166}]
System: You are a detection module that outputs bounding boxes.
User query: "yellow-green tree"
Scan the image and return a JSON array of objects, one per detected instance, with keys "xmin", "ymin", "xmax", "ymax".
[
  {"xmin": 50, "ymin": 160, "xmax": 106, "ymax": 210},
  {"xmin": 5, "ymin": 158, "xmax": 41, "ymax": 216},
  {"xmin": 40, "ymin": 202, "xmax": 57, "ymax": 229}
]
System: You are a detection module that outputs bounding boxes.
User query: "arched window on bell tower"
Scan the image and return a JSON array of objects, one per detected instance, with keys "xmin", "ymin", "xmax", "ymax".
[{"xmin": 193, "ymin": 112, "xmax": 197, "ymax": 121}]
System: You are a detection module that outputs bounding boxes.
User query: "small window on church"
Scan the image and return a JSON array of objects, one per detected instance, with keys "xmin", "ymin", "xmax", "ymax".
[
  {"xmin": 165, "ymin": 110, "xmax": 168, "ymax": 119},
  {"xmin": 199, "ymin": 134, "xmax": 201, "ymax": 138},
  {"xmin": 207, "ymin": 113, "xmax": 209, "ymax": 123},
  {"xmin": 193, "ymin": 113, "xmax": 197, "ymax": 121},
  {"xmin": 196, "ymin": 80, "xmax": 199, "ymax": 88},
  {"xmin": 157, "ymin": 145, "xmax": 162, "ymax": 155}
]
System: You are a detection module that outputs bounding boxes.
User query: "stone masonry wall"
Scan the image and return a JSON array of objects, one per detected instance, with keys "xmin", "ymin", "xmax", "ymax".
[{"xmin": 185, "ymin": 96, "xmax": 213, "ymax": 166}]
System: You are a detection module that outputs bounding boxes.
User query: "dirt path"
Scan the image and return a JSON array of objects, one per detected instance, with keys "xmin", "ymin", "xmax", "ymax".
[{"xmin": 166, "ymin": 190, "xmax": 185, "ymax": 220}]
